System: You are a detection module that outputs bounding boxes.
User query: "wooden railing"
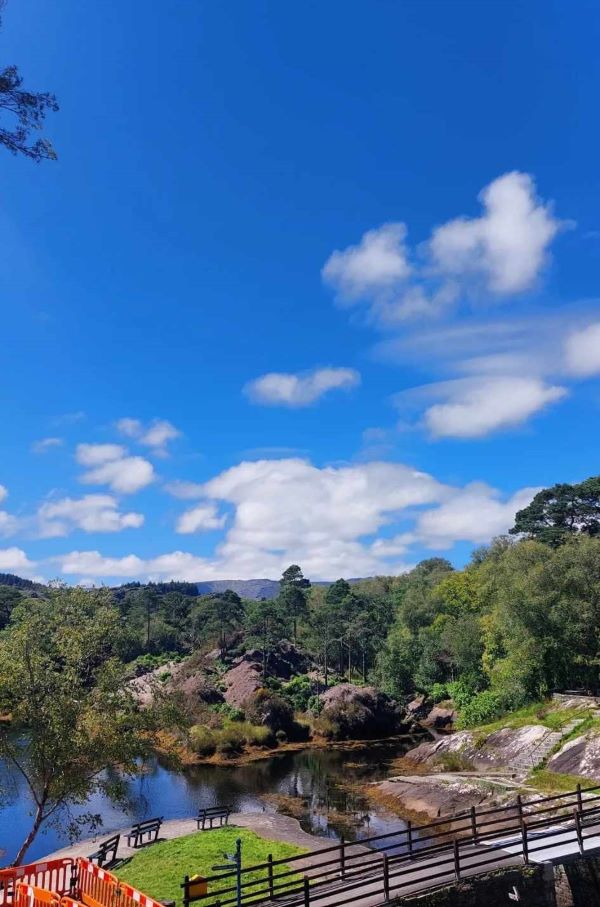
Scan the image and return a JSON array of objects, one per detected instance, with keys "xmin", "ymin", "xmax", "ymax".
[{"xmin": 182, "ymin": 785, "xmax": 600, "ymax": 907}]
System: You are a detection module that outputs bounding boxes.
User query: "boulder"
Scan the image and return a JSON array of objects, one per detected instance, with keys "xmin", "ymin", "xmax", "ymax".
[
  {"xmin": 423, "ymin": 705, "xmax": 457, "ymax": 728},
  {"xmin": 222, "ymin": 657, "xmax": 263, "ymax": 708},
  {"xmin": 407, "ymin": 694, "xmax": 432, "ymax": 720},
  {"xmin": 547, "ymin": 732, "xmax": 600, "ymax": 779},
  {"xmin": 319, "ymin": 683, "xmax": 410, "ymax": 740}
]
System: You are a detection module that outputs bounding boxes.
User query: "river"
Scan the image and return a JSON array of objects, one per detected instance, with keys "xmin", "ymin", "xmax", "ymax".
[{"xmin": 0, "ymin": 745, "xmax": 412, "ymax": 866}]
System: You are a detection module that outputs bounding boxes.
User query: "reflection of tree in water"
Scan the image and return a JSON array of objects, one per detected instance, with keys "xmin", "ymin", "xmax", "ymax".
[{"xmin": 0, "ymin": 745, "xmax": 410, "ymax": 861}]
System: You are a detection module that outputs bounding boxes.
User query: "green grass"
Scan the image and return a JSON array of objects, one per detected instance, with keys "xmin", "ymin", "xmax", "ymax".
[
  {"xmin": 116, "ymin": 828, "xmax": 307, "ymax": 905},
  {"xmin": 471, "ymin": 700, "xmax": 595, "ymax": 739},
  {"xmin": 527, "ymin": 768, "xmax": 600, "ymax": 794}
]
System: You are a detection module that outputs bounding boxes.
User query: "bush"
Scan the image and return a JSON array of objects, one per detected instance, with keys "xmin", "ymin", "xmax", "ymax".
[
  {"xmin": 216, "ymin": 725, "xmax": 246, "ymax": 754},
  {"xmin": 282, "ymin": 675, "xmax": 314, "ymax": 711},
  {"xmin": 458, "ymin": 691, "xmax": 507, "ymax": 727},
  {"xmin": 244, "ymin": 689, "xmax": 296, "ymax": 735},
  {"xmin": 189, "ymin": 725, "xmax": 217, "ymax": 756},
  {"xmin": 430, "ymin": 682, "xmax": 449, "ymax": 703},
  {"xmin": 211, "ymin": 702, "xmax": 245, "ymax": 721}
]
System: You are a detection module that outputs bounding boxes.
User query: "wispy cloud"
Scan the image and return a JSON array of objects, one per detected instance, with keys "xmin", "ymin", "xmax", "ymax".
[{"xmin": 245, "ymin": 367, "xmax": 360, "ymax": 407}]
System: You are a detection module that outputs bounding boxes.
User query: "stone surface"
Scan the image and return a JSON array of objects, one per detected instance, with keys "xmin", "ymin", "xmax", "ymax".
[
  {"xmin": 408, "ymin": 725, "xmax": 557, "ymax": 773},
  {"xmin": 422, "ymin": 706, "xmax": 457, "ymax": 729},
  {"xmin": 548, "ymin": 732, "xmax": 600, "ymax": 779}
]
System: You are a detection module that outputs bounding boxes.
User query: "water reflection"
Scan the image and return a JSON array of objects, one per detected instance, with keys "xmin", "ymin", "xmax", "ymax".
[{"xmin": 0, "ymin": 745, "xmax": 413, "ymax": 865}]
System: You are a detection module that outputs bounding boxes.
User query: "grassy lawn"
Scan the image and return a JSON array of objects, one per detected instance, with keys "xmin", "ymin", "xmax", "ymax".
[{"xmin": 116, "ymin": 828, "xmax": 307, "ymax": 905}]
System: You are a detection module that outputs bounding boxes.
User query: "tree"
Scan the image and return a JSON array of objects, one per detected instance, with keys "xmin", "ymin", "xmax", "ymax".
[
  {"xmin": 511, "ymin": 476, "xmax": 600, "ymax": 547},
  {"xmin": 244, "ymin": 598, "xmax": 290, "ymax": 679},
  {"xmin": 278, "ymin": 565, "xmax": 310, "ymax": 645},
  {"xmin": 202, "ymin": 590, "xmax": 244, "ymax": 655},
  {"xmin": 0, "ymin": 0, "xmax": 58, "ymax": 162},
  {"xmin": 0, "ymin": 587, "xmax": 166, "ymax": 864}
]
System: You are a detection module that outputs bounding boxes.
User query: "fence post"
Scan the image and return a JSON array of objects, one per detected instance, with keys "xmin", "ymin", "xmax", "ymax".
[
  {"xmin": 574, "ymin": 808, "xmax": 584, "ymax": 854},
  {"xmin": 453, "ymin": 839, "xmax": 461, "ymax": 880},
  {"xmin": 267, "ymin": 854, "xmax": 274, "ymax": 899},
  {"xmin": 521, "ymin": 817, "xmax": 529, "ymax": 865},
  {"xmin": 303, "ymin": 876, "xmax": 310, "ymax": 907},
  {"xmin": 407, "ymin": 820, "xmax": 413, "ymax": 856},
  {"xmin": 182, "ymin": 876, "xmax": 189, "ymax": 907},
  {"xmin": 470, "ymin": 805, "xmax": 478, "ymax": 843},
  {"xmin": 383, "ymin": 853, "xmax": 390, "ymax": 901},
  {"xmin": 339, "ymin": 836, "xmax": 346, "ymax": 879},
  {"xmin": 577, "ymin": 783, "xmax": 583, "ymax": 814}
]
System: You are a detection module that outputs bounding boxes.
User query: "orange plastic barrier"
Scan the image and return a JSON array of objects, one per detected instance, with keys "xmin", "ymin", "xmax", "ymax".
[
  {"xmin": 1, "ymin": 858, "xmax": 161, "ymax": 907},
  {"xmin": 0, "ymin": 861, "xmax": 75, "ymax": 906},
  {"xmin": 14, "ymin": 884, "xmax": 60, "ymax": 907}
]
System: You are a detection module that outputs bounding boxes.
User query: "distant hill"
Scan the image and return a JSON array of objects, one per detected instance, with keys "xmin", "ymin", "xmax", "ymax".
[
  {"xmin": 0, "ymin": 573, "xmax": 39, "ymax": 590},
  {"xmin": 196, "ymin": 577, "xmax": 367, "ymax": 599},
  {"xmin": 196, "ymin": 578, "xmax": 280, "ymax": 599}
]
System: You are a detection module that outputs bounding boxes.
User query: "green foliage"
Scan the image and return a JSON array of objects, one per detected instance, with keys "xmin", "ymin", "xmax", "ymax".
[
  {"xmin": 0, "ymin": 587, "xmax": 176, "ymax": 864},
  {"xmin": 281, "ymin": 674, "xmax": 314, "ymax": 711},
  {"xmin": 457, "ymin": 691, "xmax": 510, "ymax": 727},
  {"xmin": 511, "ymin": 475, "xmax": 600, "ymax": 547}
]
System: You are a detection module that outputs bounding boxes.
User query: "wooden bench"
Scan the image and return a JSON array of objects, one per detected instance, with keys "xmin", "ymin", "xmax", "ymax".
[
  {"xmin": 88, "ymin": 833, "xmax": 120, "ymax": 868},
  {"xmin": 196, "ymin": 806, "xmax": 232, "ymax": 830},
  {"xmin": 126, "ymin": 817, "xmax": 163, "ymax": 848}
]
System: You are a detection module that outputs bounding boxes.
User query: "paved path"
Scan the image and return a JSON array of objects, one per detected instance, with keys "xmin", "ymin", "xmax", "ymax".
[{"xmin": 40, "ymin": 812, "xmax": 367, "ymax": 875}]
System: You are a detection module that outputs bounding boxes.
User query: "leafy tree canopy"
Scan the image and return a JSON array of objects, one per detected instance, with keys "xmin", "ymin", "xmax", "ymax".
[{"xmin": 510, "ymin": 475, "xmax": 600, "ymax": 547}]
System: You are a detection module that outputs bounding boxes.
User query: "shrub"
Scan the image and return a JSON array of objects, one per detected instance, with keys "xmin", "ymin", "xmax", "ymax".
[
  {"xmin": 282, "ymin": 675, "xmax": 314, "ymax": 711},
  {"xmin": 216, "ymin": 725, "xmax": 245, "ymax": 755},
  {"xmin": 189, "ymin": 725, "xmax": 217, "ymax": 756},
  {"xmin": 458, "ymin": 691, "xmax": 507, "ymax": 727},
  {"xmin": 430, "ymin": 682, "xmax": 449, "ymax": 703},
  {"xmin": 244, "ymin": 689, "xmax": 296, "ymax": 735}
]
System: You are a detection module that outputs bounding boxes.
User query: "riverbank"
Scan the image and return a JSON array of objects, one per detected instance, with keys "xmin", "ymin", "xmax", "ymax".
[{"xmin": 160, "ymin": 730, "xmax": 424, "ymax": 767}]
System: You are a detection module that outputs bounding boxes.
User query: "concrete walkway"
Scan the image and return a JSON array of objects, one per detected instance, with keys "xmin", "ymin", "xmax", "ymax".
[{"xmin": 40, "ymin": 812, "xmax": 366, "ymax": 874}]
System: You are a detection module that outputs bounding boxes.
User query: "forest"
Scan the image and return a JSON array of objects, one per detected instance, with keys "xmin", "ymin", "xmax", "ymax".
[{"xmin": 1, "ymin": 475, "xmax": 600, "ymax": 862}]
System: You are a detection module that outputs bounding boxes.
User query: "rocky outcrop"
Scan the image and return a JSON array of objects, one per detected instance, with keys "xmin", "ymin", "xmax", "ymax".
[
  {"xmin": 371, "ymin": 774, "xmax": 509, "ymax": 820},
  {"xmin": 547, "ymin": 732, "xmax": 600, "ymax": 779},
  {"xmin": 223, "ymin": 655, "xmax": 263, "ymax": 707},
  {"xmin": 423, "ymin": 705, "xmax": 457, "ymax": 728},
  {"xmin": 319, "ymin": 683, "xmax": 413, "ymax": 740},
  {"xmin": 408, "ymin": 724, "xmax": 556, "ymax": 772}
]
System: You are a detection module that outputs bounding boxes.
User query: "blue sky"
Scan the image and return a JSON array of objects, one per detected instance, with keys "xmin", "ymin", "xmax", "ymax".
[{"xmin": 1, "ymin": 0, "xmax": 599, "ymax": 583}]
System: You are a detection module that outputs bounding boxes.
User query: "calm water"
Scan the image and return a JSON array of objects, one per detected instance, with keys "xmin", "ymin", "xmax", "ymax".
[{"xmin": 0, "ymin": 745, "xmax": 414, "ymax": 866}]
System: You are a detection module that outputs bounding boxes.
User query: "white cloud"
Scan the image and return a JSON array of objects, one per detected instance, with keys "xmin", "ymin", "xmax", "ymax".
[
  {"xmin": 31, "ymin": 437, "xmax": 64, "ymax": 454},
  {"xmin": 322, "ymin": 172, "xmax": 565, "ymax": 324},
  {"xmin": 0, "ymin": 485, "xmax": 7, "ymax": 503},
  {"xmin": 413, "ymin": 483, "xmax": 539, "ymax": 548},
  {"xmin": 0, "ymin": 547, "xmax": 35, "ymax": 572},
  {"xmin": 76, "ymin": 443, "xmax": 155, "ymax": 494},
  {"xmin": 176, "ymin": 503, "xmax": 226, "ymax": 534},
  {"xmin": 423, "ymin": 376, "xmax": 567, "ymax": 439},
  {"xmin": 564, "ymin": 322, "xmax": 600, "ymax": 377},
  {"xmin": 116, "ymin": 418, "xmax": 181, "ymax": 455},
  {"xmin": 322, "ymin": 223, "xmax": 411, "ymax": 298},
  {"xmin": 55, "ymin": 456, "xmax": 538, "ymax": 582},
  {"xmin": 76, "ymin": 443, "xmax": 126, "ymax": 467},
  {"xmin": 245, "ymin": 367, "xmax": 360, "ymax": 407},
  {"xmin": 80, "ymin": 457, "xmax": 156, "ymax": 494},
  {"xmin": 428, "ymin": 171, "xmax": 563, "ymax": 294},
  {"xmin": 36, "ymin": 495, "xmax": 144, "ymax": 537}
]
